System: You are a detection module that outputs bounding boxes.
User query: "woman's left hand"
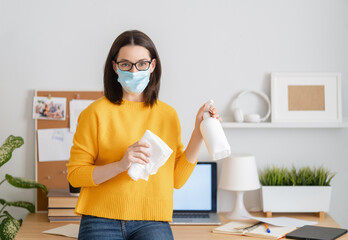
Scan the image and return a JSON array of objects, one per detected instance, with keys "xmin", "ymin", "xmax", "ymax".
[
  {"xmin": 194, "ymin": 104, "xmax": 222, "ymax": 131},
  {"xmin": 185, "ymin": 104, "xmax": 222, "ymax": 163}
]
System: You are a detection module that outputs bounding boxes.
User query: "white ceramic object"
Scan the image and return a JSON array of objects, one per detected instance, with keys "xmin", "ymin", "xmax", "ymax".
[{"xmin": 262, "ymin": 186, "xmax": 332, "ymax": 213}]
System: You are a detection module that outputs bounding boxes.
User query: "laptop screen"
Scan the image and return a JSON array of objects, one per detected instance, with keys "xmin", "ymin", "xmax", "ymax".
[{"xmin": 173, "ymin": 162, "xmax": 217, "ymax": 212}]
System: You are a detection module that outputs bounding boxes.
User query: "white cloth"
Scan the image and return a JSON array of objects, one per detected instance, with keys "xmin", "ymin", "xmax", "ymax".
[{"xmin": 128, "ymin": 130, "xmax": 173, "ymax": 181}]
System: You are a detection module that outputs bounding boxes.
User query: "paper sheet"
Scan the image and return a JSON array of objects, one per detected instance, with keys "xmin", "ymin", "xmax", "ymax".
[
  {"xmin": 42, "ymin": 224, "xmax": 79, "ymax": 238},
  {"xmin": 37, "ymin": 128, "xmax": 74, "ymax": 161},
  {"xmin": 69, "ymin": 99, "xmax": 94, "ymax": 133},
  {"xmin": 249, "ymin": 216, "xmax": 317, "ymax": 227}
]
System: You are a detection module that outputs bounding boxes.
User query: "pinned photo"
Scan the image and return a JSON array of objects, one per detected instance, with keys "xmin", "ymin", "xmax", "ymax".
[{"xmin": 33, "ymin": 96, "xmax": 67, "ymax": 120}]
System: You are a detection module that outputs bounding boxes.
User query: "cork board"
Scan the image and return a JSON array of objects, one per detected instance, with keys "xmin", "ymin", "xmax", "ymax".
[
  {"xmin": 35, "ymin": 90, "xmax": 104, "ymax": 211},
  {"xmin": 288, "ymin": 85, "xmax": 325, "ymax": 111}
]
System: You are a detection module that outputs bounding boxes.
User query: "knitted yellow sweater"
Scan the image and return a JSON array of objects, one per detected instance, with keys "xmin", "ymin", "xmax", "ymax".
[{"xmin": 67, "ymin": 97, "xmax": 196, "ymax": 222}]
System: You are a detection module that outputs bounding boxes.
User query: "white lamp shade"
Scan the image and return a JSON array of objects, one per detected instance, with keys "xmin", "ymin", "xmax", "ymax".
[{"xmin": 219, "ymin": 154, "xmax": 260, "ymax": 191}]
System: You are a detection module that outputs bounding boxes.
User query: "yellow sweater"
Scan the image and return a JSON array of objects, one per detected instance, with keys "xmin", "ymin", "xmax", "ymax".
[{"xmin": 67, "ymin": 97, "xmax": 197, "ymax": 222}]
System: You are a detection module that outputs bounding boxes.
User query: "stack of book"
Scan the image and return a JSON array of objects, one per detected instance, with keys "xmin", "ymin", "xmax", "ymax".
[{"xmin": 47, "ymin": 188, "xmax": 80, "ymax": 222}]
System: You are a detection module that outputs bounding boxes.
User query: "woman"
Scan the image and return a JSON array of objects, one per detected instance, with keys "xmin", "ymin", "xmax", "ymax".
[{"xmin": 67, "ymin": 30, "xmax": 221, "ymax": 240}]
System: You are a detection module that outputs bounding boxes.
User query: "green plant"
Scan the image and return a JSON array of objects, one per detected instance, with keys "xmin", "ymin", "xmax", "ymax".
[
  {"xmin": 0, "ymin": 135, "xmax": 48, "ymax": 240},
  {"xmin": 259, "ymin": 165, "xmax": 336, "ymax": 186}
]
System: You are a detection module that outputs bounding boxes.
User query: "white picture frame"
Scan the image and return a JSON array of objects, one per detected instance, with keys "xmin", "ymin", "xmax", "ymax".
[{"xmin": 271, "ymin": 73, "xmax": 342, "ymax": 123}]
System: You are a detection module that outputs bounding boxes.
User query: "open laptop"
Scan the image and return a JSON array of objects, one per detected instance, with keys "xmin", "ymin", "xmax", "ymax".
[{"xmin": 171, "ymin": 162, "xmax": 221, "ymax": 225}]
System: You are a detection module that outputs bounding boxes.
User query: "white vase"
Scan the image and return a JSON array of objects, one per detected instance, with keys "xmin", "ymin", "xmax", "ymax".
[{"xmin": 261, "ymin": 186, "xmax": 332, "ymax": 213}]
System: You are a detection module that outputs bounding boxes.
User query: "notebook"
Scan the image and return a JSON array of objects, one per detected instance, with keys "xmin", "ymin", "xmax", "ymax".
[
  {"xmin": 286, "ymin": 225, "xmax": 348, "ymax": 240},
  {"xmin": 170, "ymin": 162, "xmax": 221, "ymax": 225},
  {"xmin": 213, "ymin": 221, "xmax": 296, "ymax": 239}
]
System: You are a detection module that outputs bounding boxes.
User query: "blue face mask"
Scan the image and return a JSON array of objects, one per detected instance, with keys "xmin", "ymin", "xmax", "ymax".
[{"xmin": 117, "ymin": 68, "xmax": 150, "ymax": 94}]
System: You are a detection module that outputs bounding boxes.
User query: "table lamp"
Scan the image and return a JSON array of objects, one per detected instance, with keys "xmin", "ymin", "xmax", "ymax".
[{"xmin": 219, "ymin": 154, "xmax": 260, "ymax": 220}]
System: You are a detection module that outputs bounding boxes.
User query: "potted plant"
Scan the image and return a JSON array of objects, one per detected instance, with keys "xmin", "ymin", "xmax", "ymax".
[
  {"xmin": 259, "ymin": 165, "xmax": 335, "ymax": 217},
  {"xmin": 0, "ymin": 135, "xmax": 48, "ymax": 240}
]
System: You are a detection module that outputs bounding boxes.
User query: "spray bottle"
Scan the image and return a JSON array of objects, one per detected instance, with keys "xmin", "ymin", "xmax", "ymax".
[{"xmin": 200, "ymin": 100, "xmax": 231, "ymax": 160}]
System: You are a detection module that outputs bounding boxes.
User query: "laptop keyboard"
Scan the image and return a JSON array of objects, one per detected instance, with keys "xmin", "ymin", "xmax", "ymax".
[{"xmin": 172, "ymin": 213, "xmax": 210, "ymax": 219}]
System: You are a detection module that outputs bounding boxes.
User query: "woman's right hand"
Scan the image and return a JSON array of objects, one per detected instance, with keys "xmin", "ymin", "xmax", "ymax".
[{"xmin": 119, "ymin": 141, "xmax": 150, "ymax": 171}]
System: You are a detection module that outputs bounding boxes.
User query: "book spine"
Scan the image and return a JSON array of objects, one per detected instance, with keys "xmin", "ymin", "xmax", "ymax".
[
  {"xmin": 48, "ymin": 208, "xmax": 78, "ymax": 217},
  {"xmin": 48, "ymin": 217, "xmax": 81, "ymax": 222},
  {"xmin": 48, "ymin": 197, "xmax": 78, "ymax": 208}
]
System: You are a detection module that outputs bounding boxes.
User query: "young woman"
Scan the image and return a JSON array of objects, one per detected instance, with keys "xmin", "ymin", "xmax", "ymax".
[{"xmin": 67, "ymin": 30, "xmax": 221, "ymax": 240}]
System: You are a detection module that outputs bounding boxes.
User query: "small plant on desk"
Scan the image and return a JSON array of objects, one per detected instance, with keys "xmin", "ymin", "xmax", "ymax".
[
  {"xmin": 259, "ymin": 165, "xmax": 336, "ymax": 218},
  {"xmin": 0, "ymin": 135, "xmax": 48, "ymax": 240}
]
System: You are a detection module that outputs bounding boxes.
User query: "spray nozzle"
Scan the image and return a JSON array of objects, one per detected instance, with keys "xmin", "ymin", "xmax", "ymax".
[
  {"xmin": 205, "ymin": 99, "xmax": 214, "ymax": 110},
  {"xmin": 203, "ymin": 99, "xmax": 214, "ymax": 119}
]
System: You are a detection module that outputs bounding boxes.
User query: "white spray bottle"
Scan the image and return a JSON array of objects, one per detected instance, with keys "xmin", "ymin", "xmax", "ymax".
[{"xmin": 200, "ymin": 100, "xmax": 231, "ymax": 160}]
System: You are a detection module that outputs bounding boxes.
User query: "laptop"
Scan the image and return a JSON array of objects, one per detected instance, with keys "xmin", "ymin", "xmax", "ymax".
[{"xmin": 170, "ymin": 162, "xmax": 221, "ymax": 225}]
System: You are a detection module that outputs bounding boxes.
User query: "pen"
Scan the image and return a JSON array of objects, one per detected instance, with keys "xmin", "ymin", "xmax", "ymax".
[
  {"xmin": 242, "ymin": 222, "xmax": 262, "ymax": 233},
  {"xmin": 264, "ymin": 223, "xmax": 271, "ymax": 233}
]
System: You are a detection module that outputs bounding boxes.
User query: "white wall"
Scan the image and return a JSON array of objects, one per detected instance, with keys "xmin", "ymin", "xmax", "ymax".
[{"xmin": 1, "ymin": 0, "xmax": 347, "ymax": 227}]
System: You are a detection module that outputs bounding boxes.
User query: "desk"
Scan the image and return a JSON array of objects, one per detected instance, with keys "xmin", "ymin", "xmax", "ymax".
[{"xmin": 15, "ymin": 212, "xmax": 347, "ymax": 240}]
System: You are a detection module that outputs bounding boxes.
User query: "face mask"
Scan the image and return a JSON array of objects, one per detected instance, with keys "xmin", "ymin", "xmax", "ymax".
[{"xmin": 117, "ymin": 68, "xmax": 150, "ymax": 94}]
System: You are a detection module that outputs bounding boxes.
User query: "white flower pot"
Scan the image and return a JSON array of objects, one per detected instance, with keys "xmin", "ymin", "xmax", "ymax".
[{"xmin": 261, "ymin": 186, "xmax": 332, "ymax": 213}]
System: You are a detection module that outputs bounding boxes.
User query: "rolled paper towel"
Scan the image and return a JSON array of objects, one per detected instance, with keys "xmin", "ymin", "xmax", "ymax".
[{"xmin": 128, "ymin": 130, "xmax": 173, "ymax": 181}]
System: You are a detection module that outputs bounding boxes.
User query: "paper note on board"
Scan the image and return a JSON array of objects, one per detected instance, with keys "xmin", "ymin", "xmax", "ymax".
[
  {"xmin": 69, "ymin": 99, "xmax": 94, "ymax": 133},
  {"xmin": 37, "ymin": 128, "xmax": 74, "ymax": 162},
  {"xmin": 33, "ymin": 96, "xmax": 67, "ymax": 121}
]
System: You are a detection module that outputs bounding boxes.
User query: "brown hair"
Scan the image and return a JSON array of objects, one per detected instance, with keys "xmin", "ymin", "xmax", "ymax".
[{"xmin": 104, "ymin": 30, "xmax": 162, "ymax": 107}]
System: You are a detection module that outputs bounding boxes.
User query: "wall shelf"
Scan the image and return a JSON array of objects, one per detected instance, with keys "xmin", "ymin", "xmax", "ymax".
[{"xmin": 221, "ymin": 118, "xmax": 348, "ymax": 129}]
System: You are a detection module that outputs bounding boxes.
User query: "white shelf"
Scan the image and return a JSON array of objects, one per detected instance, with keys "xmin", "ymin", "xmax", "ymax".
[{"xmin": 221, "ymin": 119, "xmax": 348, "ymax": 129}]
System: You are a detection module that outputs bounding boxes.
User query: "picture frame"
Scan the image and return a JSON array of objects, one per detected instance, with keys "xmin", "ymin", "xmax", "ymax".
[{"xmin": 271, "ymin": 73, "xmax": 342, "ymax": 123}]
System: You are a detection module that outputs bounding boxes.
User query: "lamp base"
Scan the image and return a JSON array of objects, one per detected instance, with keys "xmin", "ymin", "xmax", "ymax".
[{"xmin": 225, "ymin": 191, "xmax": 253, "ymax": 220}]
